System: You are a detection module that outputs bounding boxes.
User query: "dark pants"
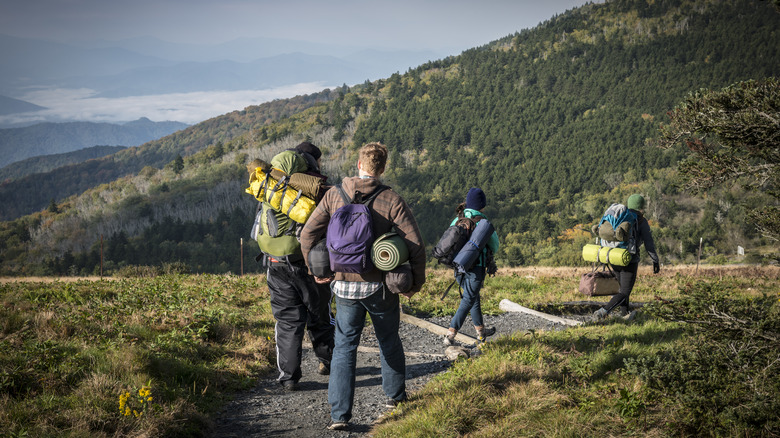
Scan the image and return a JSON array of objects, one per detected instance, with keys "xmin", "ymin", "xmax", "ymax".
[
  {"xmin": 267, "ymin": 261, "xmax": 334, "ymax": 383},
  {"xmin": 604, "ymin": 262, "xmax": 639, "ymax": 314}
]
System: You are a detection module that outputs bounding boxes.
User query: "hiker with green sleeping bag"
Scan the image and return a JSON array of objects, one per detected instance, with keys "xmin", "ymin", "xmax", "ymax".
[{"xmin": 592, "ymin": 194, "xmax": 660, "ymax": 321}]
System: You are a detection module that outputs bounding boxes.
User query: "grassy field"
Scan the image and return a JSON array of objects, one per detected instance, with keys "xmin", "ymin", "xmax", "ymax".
[{"xmin": 1, "ymin": 265, "xmax": 778, "ymax": 437}]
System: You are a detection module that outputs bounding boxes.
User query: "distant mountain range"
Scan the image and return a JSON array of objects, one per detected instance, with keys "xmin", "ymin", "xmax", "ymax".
[
  {"xmin": 65, "ymin": 52, "xmax": 393, "ymax": 98},
  {"xmin": 0, "ymin": 117, "xmax": 188, "ymax": 168},
  {"xmin": 0, "ymin": 95, "xmax": 46, "ymax": 115},
  {"xmin": 0, "ymin": 33, "xmax": 444, "ymax": 123}
]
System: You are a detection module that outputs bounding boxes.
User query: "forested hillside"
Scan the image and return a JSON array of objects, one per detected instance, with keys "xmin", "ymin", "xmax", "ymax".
[
  {"xmin": 0, "ymin": 90, "xmax": 343, "ymax": 220},
  {"xmin": 0, "ymin": 0, "xmax": 777, "ymax": 276},
  {"xmin": 0, "ymin": 145, "xmax": 125, "ymax": 182}
]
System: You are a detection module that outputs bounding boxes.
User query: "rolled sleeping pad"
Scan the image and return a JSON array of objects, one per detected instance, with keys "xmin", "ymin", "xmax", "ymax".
[
  {"xmin": 581, "ymin": 244, "xmax": 631, "ymax": 266},
  {"xmin": 371, "ymin": 232, "xmax": 409, "ymax": 271},
  {"xmin": 270, "ymin": 168, "xmax": 324, "ymax": 200},
  {"xmin": 452, "ymin": 219, "xmax": 495, "ymax": 274}
]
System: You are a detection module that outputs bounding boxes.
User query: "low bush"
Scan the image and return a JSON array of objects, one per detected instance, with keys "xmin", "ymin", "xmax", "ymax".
[{"xmin": 625, "ymin": 282, "xmax": 780, "ymax": 436}]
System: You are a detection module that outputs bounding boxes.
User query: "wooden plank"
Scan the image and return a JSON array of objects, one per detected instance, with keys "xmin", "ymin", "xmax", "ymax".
[
  {"xmin": 357, "ymin": 346, "xmax": 446, "ymax": 359},
  {"xmin": 499, "ymin": 299, "xmax": 583, "ymax": 326},
  {"xmin": 399, "ymin": 312, "xmax": 478, "ymax": 346}
]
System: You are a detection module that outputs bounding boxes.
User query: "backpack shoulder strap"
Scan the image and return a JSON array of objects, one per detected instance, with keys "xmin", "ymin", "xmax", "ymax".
[
  {"xmin": 362, "ymin": 185, "xmax": 389, "ymax": 205},
  {"xmin": 335, "ymin": 184, "xmax": 352, "ymax": 205},
  {"xmin": 347, "ymin": 184, "xmax": 389, "ymax": 205},
  {"xmin": 337, "ymin": 183, "xmax": 389, "ymax": 205}
]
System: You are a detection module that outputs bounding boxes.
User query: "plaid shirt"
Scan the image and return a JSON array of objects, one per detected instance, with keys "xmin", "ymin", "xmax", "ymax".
[
  {"xmin": 331, "ymin": 280, "xmax": 383, "ymax": 300},
  {"xmin": 300, "ymin": 176, "xmax": 426, "ymax": 293}
]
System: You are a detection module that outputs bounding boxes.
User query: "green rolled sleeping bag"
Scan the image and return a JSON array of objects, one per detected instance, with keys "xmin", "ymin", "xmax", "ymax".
[
  {"xmin": 372, "ymin": 232, "xmax": 409, "ymax": 271},
  {"xmin": 582, "ymin": 244, "xmax": 631, "ymax": 266},
  {"xmin": 270, "ymin": 168, "xmax": 324, "ymax": 200}
]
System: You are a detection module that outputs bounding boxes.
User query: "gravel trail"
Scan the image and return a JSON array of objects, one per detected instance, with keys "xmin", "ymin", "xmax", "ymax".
[{"xmin": 211, "ymin": 305, "xmax": 591, "ymax": 437}]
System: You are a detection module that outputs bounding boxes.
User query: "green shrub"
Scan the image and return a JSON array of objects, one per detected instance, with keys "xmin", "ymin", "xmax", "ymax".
[
  {"xmin": 705, "ymin": 254, "xmax": 728, "ymax": 265},
  {"xmin": 625, "ymin": 283, "xmax": 780, "ymax": 436},
  {"xmin": 116, "ymin": 265, "xmax": 161, "ymax": 277}
]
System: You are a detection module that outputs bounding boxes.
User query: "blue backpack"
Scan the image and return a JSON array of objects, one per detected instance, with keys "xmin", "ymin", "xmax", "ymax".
[
  {"xmin": 597, "ymin": 203, "xmax": 638, "ymax": 254},
  {"xmin": 326, "ymin": 184, "xmax": 388, "ymax": 273}
]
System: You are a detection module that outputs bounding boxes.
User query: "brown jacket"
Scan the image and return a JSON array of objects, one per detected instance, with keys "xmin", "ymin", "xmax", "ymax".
[{"xmin": 300, "ymin": 176, "xmax": 426, "ymax": 292}]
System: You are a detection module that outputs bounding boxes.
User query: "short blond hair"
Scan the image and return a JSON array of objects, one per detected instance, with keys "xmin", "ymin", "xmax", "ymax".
[{"xmin": 359, "ymin": 142, "xmax": 388, "ymax": 176}]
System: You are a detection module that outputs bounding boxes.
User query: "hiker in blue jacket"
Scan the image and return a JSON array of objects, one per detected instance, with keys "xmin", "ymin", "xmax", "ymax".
[
  {"xmin": 444, "ymin": 187, "xmax": 500, "ymax": 345},
  {"xmin": 593, "ymin": 194, "xmax": 660, "ymax": 321}
]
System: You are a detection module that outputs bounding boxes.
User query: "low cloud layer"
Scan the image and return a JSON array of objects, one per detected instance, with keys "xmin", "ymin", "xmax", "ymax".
[{"xmin": 0, "ymin": 82, "xmax": 330, "ymax": 126}]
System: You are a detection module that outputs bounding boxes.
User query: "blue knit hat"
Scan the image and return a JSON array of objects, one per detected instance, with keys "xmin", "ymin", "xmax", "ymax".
[{"xmin": 465, "ymin": 188, "xmax": 487, "ymax": 210}]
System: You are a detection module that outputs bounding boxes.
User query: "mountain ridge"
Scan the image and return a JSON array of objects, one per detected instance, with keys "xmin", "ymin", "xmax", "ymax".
[
  {"xmin": 0, "ymin": 145, "xmax": 127, "ymax": 182},
  {"xmin": 0, "ymin": 118, "xmax": 189, "ymax": 168},
  {"xmin": 0, "ymin": 95, "xmax": 46, "ymax": 116},
  {"xmin": 0, "ymin": 32, "xmax": 446, "ymax": 105}
]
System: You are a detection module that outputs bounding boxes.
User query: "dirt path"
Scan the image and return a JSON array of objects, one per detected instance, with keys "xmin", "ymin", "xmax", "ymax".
[{"xmin": 210, "ymin": 309, "xmax": 580, "ymax": 437}]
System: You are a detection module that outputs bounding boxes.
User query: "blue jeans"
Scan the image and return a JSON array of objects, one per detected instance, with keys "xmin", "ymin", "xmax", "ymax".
[
  {"xmin": 449, "ymin": 266, "xmax": 486, "ymax": 331},
  {"xmin": 329, "ymin": 289, "xmax": 406, "ymax": 423}
]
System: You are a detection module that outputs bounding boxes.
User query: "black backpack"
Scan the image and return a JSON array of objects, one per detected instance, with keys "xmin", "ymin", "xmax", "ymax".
[
  {"xmin": 432, "ymin": 206, "xmax": 497, "ymax": 300},
  {"xmin": 432, "ymin": 213, "xmax": 481, "ymax": 269}
]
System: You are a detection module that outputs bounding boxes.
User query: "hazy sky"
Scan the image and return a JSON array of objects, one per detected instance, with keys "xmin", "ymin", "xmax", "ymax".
[
  {"xmin": 1, "ymin": 0, "xmax": 595, "ymax": 126},
  {"xmin": 1, "ymin": 0, "xmax": 591, "ymax": 52}
]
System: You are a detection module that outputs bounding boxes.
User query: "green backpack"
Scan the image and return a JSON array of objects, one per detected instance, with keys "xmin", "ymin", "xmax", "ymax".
[{"xmin": 251, "ymin": 150, "xmax": 309, "ymax": 262}]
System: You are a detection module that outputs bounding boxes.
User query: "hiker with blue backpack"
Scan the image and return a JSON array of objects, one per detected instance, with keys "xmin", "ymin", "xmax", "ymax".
[
  {"xmin": 299, "ymin": 142, "xmax": 426, "ymax": 431},
  {"xmin": 592, "ymin": 194, "xmax": 660, "ymax": 321},
  {"xmin": 441, "ymin": 188, "xmax": 500, "ymax": 346}
]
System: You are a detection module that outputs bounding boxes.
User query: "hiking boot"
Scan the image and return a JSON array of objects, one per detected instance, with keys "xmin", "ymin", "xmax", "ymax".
[
  {"xmin": 591, "ymin": 307, "xmax": 608, "ymax": 321},
  {"xmin": 622, "ymin": 310, "xmax": 637, "ymax": 322},
  {"xmin": 317, "ymin": 362, "xmax": 330, "ymax": 376},
  {"xmin": 280, "ymin": 379, "xmax": 299, "ymax": 391},
  {"xmin": 385, "ymin": 396, "xmax": 407, "ymax": 408},
  {"xmin": 327, "ymin": 421, "xmax": 348, "ymax": 431},
  {"xmin": 618, "ymin": 306, "xmax": 630, "ymax": 317},
  {"xmin": 476, "ymin": 326, "xmax": 496, "ymax": 342},
  {"xmin": 443, "ymin": 330, "xmax": 457, "ymax": 346}
]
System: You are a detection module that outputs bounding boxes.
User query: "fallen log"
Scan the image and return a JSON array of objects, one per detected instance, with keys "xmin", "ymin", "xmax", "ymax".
[
  {"xmin": 357, "ymin": 346, "xmax": 446, "ymax": 359},
  {"xmin": 499, "ymin": 299, "xmax": 583, "ymax": 326},
  {"xmin": 399, "ymin": 312, "xmax": 478, "ymax": 346}
]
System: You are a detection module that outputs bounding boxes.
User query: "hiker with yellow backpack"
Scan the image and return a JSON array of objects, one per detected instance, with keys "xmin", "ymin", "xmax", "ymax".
[
  {"xmin": 591, "ymin": 194, "xmax": 660, "ymax": 321},
  {"xmin": 246, "ymin": 142, "xmax": 334, "ymax": 391}
]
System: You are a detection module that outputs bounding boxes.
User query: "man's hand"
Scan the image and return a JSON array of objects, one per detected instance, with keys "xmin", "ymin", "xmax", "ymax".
[
  {"xmin": 314, "ymin": 275, "xmax": 334, "ymax": 284},
  {"xmin": 653, "ymin": 262, "xmax": 660, "ymax": 274},
  {"xmin": 400, "ymin": 290, "xmax": 417, "ymax": 299}
]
